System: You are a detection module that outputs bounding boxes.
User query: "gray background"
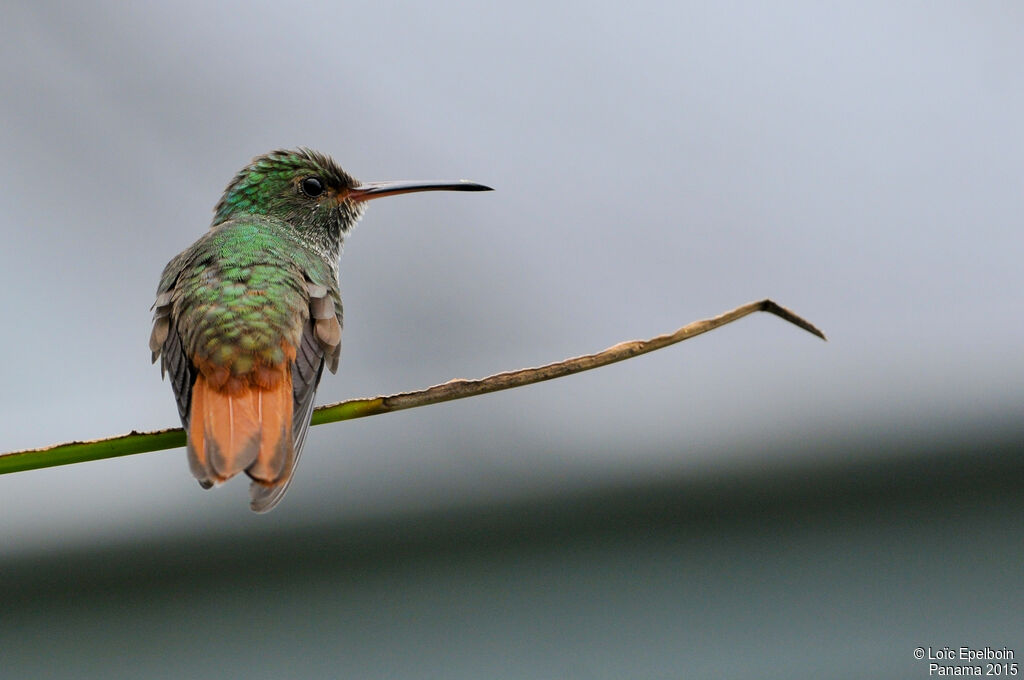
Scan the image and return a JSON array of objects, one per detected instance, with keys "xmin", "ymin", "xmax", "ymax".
[{"xmin": 0, "ymin": 2, "xmax": 1021, "ymax": 678}]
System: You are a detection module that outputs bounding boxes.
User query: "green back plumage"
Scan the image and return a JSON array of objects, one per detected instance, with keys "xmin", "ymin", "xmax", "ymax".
[{"xmin": 166, "ymin": 217, "xmax": 339, "ymax": 377}]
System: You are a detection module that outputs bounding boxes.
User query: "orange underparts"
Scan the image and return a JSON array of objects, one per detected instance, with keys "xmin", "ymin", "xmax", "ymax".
[{"xmin": 188, "ymin": 342, "xmax": 297, "ymax": 487}]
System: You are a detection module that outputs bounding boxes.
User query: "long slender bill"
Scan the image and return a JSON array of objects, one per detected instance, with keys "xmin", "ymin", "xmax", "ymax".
[{"xmin": 349, "ymin": 180, "xmax": 493, "ymax": 202}]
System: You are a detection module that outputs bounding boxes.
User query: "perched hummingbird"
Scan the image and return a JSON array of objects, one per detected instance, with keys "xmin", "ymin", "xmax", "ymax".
[{"xmin": 150, "ymin": 149, "xmax": 491, "ymax": 512}]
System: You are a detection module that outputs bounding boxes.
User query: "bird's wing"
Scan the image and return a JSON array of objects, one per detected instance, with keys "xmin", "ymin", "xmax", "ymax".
[
  {"xmin": 150, "ymin": 254, "xmax": 198, "ymax": 430},
  {"xmin": 248, "ymin": 279, "xmax": 342, "ymax": 512}
]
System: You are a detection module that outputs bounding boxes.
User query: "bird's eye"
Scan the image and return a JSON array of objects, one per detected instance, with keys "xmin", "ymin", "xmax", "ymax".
[{"xmin": 300, "ymin": 177, "xmax": 324, "ymax": 197}]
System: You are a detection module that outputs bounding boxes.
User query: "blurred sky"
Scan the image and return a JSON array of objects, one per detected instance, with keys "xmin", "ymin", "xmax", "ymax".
[{"xmin": 0, "ymin": 1, "xmax": 1021, "ymax": 551}]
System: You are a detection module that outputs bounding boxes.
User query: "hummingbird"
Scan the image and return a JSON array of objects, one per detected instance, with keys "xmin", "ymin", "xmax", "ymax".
[{"xmin": 150, "ymin": 148, "xmax": 491, "ymax": 512}]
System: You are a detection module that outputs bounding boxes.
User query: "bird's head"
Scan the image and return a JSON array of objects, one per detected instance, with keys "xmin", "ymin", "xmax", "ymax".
[{"xmin": 212, "ymin": 148, "xmax": 491, "ymax": 260}]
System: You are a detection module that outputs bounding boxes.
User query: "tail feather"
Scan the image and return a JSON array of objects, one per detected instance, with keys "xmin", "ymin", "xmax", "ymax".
[
  {"xmin": 206, "ymin": 391, "xmax": 261, "ymax": 479},
  {"xmin": 248, "ymin": 449, "xmax": 295, "ymax": 514},
  {"xmin": 187, "ymin": 369, "xmax": 295, "ymax": 495},
  {"xmin": 246, "ymin": 375, "xmax": 294, "ymax": 484},
  {"xmin": 248, "ymin": 358, "xmax": 321, "ymax": 513},
  {"xmin": 186, "ymin": 378, "xmax": 213, "ymax": 488}
]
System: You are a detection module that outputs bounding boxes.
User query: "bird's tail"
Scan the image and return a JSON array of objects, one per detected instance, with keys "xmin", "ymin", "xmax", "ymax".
[{"xmin": 187, "ymin": 370, "xmax": 294, "ymax": 500}]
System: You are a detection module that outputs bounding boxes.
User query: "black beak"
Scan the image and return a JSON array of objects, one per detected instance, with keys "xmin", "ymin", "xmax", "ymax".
[{"xmin": 348, "ymin": 180, "xmax": 493, "ymax": 202}]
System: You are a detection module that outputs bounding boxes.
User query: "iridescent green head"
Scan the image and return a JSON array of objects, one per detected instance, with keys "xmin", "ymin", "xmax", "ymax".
[{"xmin": 213, "ymin": 148, "xmax": 366, "ymax": 239}]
